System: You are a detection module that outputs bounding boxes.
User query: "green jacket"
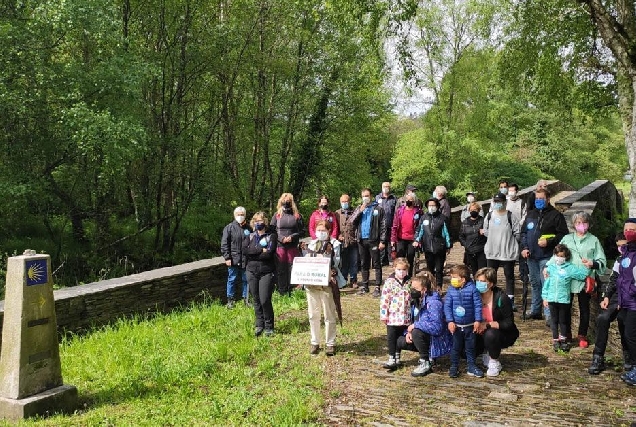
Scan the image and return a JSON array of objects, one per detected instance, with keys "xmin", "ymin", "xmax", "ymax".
[
  {"xmin": 559, "ymin": 232, "xmax": 607, "ymax": 293},
  {"xmin": 542, "ymin": 260, "xmax": 590, "ymax": 304}
]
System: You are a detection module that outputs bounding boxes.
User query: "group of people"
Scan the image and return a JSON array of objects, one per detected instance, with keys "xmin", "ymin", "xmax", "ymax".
[{"xmin": 220, "ymin": 179, "xmax": 636, "ymax": 386}]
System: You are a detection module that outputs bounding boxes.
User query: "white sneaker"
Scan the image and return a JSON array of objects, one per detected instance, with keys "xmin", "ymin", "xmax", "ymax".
[
  {"xmin": 482, "ymin": 352, "xmax": 491, "ymax": 367},
  {"xmin": 487, "ymin": 359, "xmax": 502, "ymax": 377}
]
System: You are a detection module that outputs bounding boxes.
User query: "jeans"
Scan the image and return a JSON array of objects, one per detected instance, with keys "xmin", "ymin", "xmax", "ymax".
[
  {"xmin": 593, "ymin": 293, "xmax": 626, "ymax": 356},
  {"xmin": 226, "ymin": 266, "xmax": 248, "ymax": 300},
  {"xmin": 450, "ymin": 325, "xmax": 477, "ymax": 369},
  {"xmin": 527, "ymin": 257, "xmax": 549, "ymax": 317},
  {"xmin": 247, "ymin": 270, "xmax": 275, "ymax": 330},
  {"xmin": 340, "ymin": 244, "xmax": 359, "ymax": 283}
]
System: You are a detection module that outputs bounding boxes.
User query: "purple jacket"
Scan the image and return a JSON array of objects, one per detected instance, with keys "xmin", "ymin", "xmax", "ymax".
[
  {"xmin": 616, "ymin": 243, "xmax": 636, "ymax": 310},
  {"xmin": 411, "ymin": 292, "xmax": 444, "ymax": 336}
]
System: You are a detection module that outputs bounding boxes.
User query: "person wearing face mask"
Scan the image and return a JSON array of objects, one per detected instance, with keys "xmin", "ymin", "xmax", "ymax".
[
  {"xmin": 335, "ymin": 193, "xmax": 358, "ymax": 288},
  {"xmin": 521, "ymin": 188, "xmax": 569, "ymax": 323},
  {"xmin": 527, "ymin": 179, "xmax": 548, "ymax": 212},
  {"xmin": 396, "ymin": 271, "xmax": 452, "ymax": 377},
  {"xmin": 415, "ymin": 198, "xmax": 451, "ymax": 290},
  {"xmin": 506, "ymin": 183, "xmax": 529, "ymax": 305},
  {"xmin": 588, "ymin": 232, "xmax": 631, "ymax": 375},
  {"xmin": 558, "ymin": 211, "xmax": 606, "ymax": 349},
  {"xmin": 397, "ymin": 184, "xmax": 420, "ymax": 208},
  {"xmin": 221, "ymin": 206, "xmax": 252, "ymax": 308},
  {"xmin": 302, "ymin": 220, "xmax": 343, "ymax": 356},
  {"xmin": 614, "ymin": 219, "xmax": 636, "ymax": 385},
  {"xmin": 474, "ymin": 267, "xmax": 519, "ymax": 377},
  {"xmin": 390, "ymin": 193, "xmax": 423, "ymax": 277},
  {"xmin": 271, "ymin": 193, "xmax": 304, "ymax": 295},
  {"xmin": 484, "ymin": 193, "xmax": 521, "ymax": 310},
  {"xmin": 376, "ymin": 182, "xmax": 398, "ymax": 267},
  {"xmin": 347, "ymin": 188, "xmax": 388, "ymax": 296},
  {"xmin": 541, "ymin": 244, "xmax": 590, "ymax": 352},
  {"xmin": 444, "ymin": 264, "xmax": 483, "ymax": 378},
  {"xmin": 497, "ymin": 180, "xmax": 509, "ymax": 198},
  {"xmin": 459, "ymin": 202, "xmax": 487, "ymax": 276},
  {"xmin": 460, "ymin": 192, "xmax": 483, "ymax": 222},
  {"xmin": 308, "ymin": 195, "xmax": 339, "ymax": 240},
  {"xmin": 380, "ymin": 258, "xmax": 412, "ymax": 370},
  {"xmin": 243, "ymin": 212, "xmax": 277, "ymax": 337}
]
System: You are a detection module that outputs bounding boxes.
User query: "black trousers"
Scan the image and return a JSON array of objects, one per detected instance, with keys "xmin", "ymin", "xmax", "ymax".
[
  {"xmin": 424, "ymin": 251, "xmax": 446, "ymax": 288},
  {"xmin": 568, "ymin": 290, "xmax": 591, "ymax": 337},
  {"xmin": 247, "ymin": 270, "xmax": 275, "ymax": 330},
  {"xmin": 358, "ymin": 239, "xmax": 382, "ymax": 288},
  {"xmin": 387, "ymin": 325, "xmax": 408, "ymax": 355},
  {"xmin": 593, "ymin": 293, "xmax": 627, "ymax": 356},
  {"xmin": 548, "ymin": 302, "xmax": 571, "ymax": 340},
  {"xmin": 464, "ymin": 251, "xmax": 487, "ymax": 278},
  {"xmin": 397, "ymin": 328, "xmax": 431, "ymax": 360},
  {"xmin": 619, "ymin": 309, "xmax": 636, "ymax": 366},
  {"xmin": 486, "ymin": 259, "xmax": 516, "ymax": 297},
  {"xmin": 475, "ymin": 328, "xmax": 514, "ymax": 359},
  {"xmin": 396, "ymin": 239, "xmax": 417, "ymax": 277}
]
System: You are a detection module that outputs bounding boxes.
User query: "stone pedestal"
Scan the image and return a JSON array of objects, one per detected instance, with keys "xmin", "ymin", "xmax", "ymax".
[{"xmin": 0, "ymin": 251, "xmax": 77, "ymax": 420}]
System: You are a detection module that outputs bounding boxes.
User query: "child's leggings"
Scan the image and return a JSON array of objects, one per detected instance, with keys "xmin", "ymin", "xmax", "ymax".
[
  {"xmin": 387, "ymin": 325, "xmax": 407, "ymax": 355},
  {"xmin": 548, "ymin": 302, "xmax": 571, "ymax": 340}
]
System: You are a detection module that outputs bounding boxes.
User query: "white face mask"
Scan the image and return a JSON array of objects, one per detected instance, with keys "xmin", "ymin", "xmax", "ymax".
[
  {"xmin": 428, "ymin": 206, "xmax": 437, "ymax": 214},
  {"xmin": 235, "ymin": 215, "xmax": 245, "ymax": 224},
  {"xmin": 467, "ymin": 196, "xmax": 475, "ymax": 203},
  {"xmin": 316, "ymin": 231, "xmax": 329, "ymax": 241},
  {"xmin": 362, "ymin": 196, "xmax": 371, "ymax": 204},
  {"xmin": 508, "ymin": 191, "xmax": 516, "ymax": 198},
  {"xmin": 555, "ymin": 256, "xmax": 566, "ymax": 265},
  {"xmin": 395, "ymin": 269, "xmax": 408, "ymax": 280},
  {"xmin": 382, "ymin": 187, "xmax": 390, "ymax": 194}
]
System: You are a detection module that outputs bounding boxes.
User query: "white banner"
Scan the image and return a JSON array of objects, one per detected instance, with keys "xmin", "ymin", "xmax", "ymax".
[{"xmin": 290, "ymin": 257, "xmax": 331, "ymax": 286}]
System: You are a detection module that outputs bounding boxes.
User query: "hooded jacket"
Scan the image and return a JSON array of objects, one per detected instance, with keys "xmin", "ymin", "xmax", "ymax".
[{"xmin": 520, "ymin": 204, "xmax": 568, "ymax": 260}]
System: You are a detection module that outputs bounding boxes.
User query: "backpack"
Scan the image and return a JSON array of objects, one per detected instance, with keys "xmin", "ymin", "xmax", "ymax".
[{"xmin": 486, "ymin": 210, "xmax": 513, "ymax": 228}]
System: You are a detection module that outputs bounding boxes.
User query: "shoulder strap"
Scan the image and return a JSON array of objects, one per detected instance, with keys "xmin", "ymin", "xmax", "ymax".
[{"xmin": 507, "ymin": 210, "xmax": 513, "ymax": 228}]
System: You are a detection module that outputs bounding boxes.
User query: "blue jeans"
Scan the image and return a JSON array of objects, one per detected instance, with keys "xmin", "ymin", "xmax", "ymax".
[
  {"xmin": 527, "ymin": 257, "xmax": 549, "ymax": 317},
  {"xmin": 450, "ymin": 326, "xmax": 477, "ymax": 369},
  {"xmin": 340, "ymin": 244, "xmax": 359, "ymax": 282},
  {"xmin": 227, "ymin": 266, "xmax": 248, "ymax": 300}
]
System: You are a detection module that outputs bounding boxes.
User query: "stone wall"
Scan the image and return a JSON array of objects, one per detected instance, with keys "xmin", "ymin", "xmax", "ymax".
[{"xmin": 0, "ymin": 257, "xmax": 228, "ymax": 353}]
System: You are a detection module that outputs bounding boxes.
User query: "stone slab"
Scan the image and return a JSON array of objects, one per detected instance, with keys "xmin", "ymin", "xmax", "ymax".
[{"xmin": 0, "ymin": 384, "xmax": 77, "ymax": 420}]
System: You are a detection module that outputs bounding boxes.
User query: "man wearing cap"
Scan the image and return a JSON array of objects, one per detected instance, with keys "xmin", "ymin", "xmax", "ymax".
[
  {"xmin": 615, "ymin": 219, "xmax": 636, "ymax": 385},
  {"xmin": 520, "ymin": 188, "xmax": 569, "ymax": 322},
  {"xmin": 460, "ymin": 192, "xmax": 483, "ymax": 222},
  {"xmin": 376, "ymin": 182, "xmax": 398, "ymax": 266}
]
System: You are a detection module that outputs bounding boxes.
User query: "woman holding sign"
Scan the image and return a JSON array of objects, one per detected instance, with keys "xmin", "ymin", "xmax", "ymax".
[
  {"xmin": 243, "ymin": 212, "xmax": 278, "ymax": 337},
  {"xmin": 302, "ymin": 220, "xmax": 343, "ymax": 356}
]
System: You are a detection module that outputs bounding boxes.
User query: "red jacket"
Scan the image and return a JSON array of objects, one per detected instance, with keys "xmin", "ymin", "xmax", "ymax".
[
  {"xmin": 308, "ymin": 210, "xmax": 339, "ymax": 240},
  {"xmin": 391, "ymin": 205, "xmax": 423, "ymax": 243}
]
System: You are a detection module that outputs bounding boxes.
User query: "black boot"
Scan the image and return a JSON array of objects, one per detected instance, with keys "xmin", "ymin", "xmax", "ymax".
[
  {"xmin": 624, "ymin": 350, "xmax": 633, "ymax": 371},
  {"xmin": 588, "ymin": 354, "xmax": 605, "ymax": 375}
]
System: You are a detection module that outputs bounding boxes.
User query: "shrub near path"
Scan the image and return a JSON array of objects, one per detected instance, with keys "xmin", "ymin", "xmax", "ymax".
[{"xmin": 319, "ymin": 246, "xmax": 636, "ymax": 426}]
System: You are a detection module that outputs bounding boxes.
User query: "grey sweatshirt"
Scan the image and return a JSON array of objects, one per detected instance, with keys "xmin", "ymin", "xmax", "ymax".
[{"xmin": 483, "ymin": 210, "xmax": 521, "ymax": 261}]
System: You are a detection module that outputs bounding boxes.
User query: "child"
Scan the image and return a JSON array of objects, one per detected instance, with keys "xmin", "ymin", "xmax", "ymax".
[
  {"xmin": 380, "ymin": 257, "xmax": 412, "ymax": 371},
  {"xmin": 444, "ymin": 264, "xmax": 483, "ymax": 378},
  {"xmin": 396, "ymin": 270, "xmax": 448, "ymax": 377},
  {"xmin": 542, "ymin": 244, "xmax": 590, "ymax": 352}
]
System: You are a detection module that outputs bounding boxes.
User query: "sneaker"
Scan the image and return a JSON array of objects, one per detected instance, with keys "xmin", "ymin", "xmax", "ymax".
[
  {"xmin": 326, "ymin": 345, "xmax": 335, "ymax": 356},
  {"xmin": 310, "ymin": 344, "xmax": 320, "ymax": 355},
  {"xmin": 411, "ymin": 359, "xmax": 432, "ymax": 377},
  {"xmin": 351, "ymin": 281, "xmax": 359, "ymax": 289},
  {"xmin": 486, "ymin": 359, "xmax": 502, "ymax": 377},
  {"xmin": 526, "ymin": 311, "xmax": 542, "ymax": 320},
  {"xmin": 467, "ymin": 366, "xmax": 484, "ymax": 378},
  {"xmin": 622, "ymin": 368, "xmax": 636, "ymax": 386},
  {"xmin": 578, "ymin": 335, "xmax": 589, "ymax": 348},
  {"xmin": 383, "ymin": 355, "xmax": 398, "ymax": 371},
  {"xmin": 559, "ymin": 341, "xmax": 571, "ymax": 352},
  {"xmin": 226, "ymin": 299, "xmax": 235, "ymax": 309},
  {"xmin": 255, "ymin": 327, "xmax": 264, "ymax": 337},
  {"xmin": 372, "ymin": 287, "xmax": 381, "ymax": 298},
  {"xmin": 449, "ymin": 365, "xmax": 459, "ymax": 378},
  {"xmin": 553, "ymin": 341, "xmax": 560, "ymax": 352},
  {"xmin": 243, "ymin": 297, "xmax": 251, "ymax": 307},
  {"xmin": 481, "ymin": 352, "xmax": 491, "ymax": 367},
  {"xmin": 357, "ymin": 286, "xmax": 369, "ymax": 295},
  {"xmin": 588, "ymin": 354, "xmax": 605, "ymax": 375},
  {"xmin": 264, "ymin": 329, "xmax": 274, "ymax": 337}
]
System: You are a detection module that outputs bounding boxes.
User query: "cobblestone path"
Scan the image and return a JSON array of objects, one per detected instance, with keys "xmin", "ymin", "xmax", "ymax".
[{"xmin": 317, "ymin": 243, "xmax": 636, "ymax": 426}]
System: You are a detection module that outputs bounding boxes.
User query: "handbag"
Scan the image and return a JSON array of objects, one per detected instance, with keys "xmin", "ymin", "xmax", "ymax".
[{"xmin": 584, "ymin": 275, "xmax": 596, "ymax": 294}]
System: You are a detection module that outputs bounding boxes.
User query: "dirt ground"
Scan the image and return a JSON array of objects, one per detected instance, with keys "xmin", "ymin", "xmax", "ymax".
[{"xmin": 315, "ymin": 243, "xmax": 636, "ymax": 426}]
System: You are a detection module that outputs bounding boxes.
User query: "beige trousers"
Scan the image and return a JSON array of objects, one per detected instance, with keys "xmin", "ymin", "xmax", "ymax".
[{"xmin": 306, "ymin": 285, "xmax": 337, "ymax": 346}]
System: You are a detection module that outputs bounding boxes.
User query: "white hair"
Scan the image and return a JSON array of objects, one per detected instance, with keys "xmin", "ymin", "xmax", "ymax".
[
  {"xmin": 234, "ymin": 206, "xmax": 246, "ymax": 215},
  {"xmin": 435, "ymin": 185, "xmax": 447, "ymax": 196}
]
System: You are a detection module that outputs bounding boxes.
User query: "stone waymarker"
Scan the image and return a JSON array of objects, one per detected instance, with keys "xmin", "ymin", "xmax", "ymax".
[{"xmin": 0, "ymin": 250, "xmax": 77, "ymax": 420}]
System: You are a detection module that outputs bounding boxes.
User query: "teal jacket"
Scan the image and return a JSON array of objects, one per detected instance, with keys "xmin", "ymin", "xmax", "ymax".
[
  {"xmin": 559, "ymin": 232, "xmax": 606, "ymax": 293},
  {"xmin": 541, "ymin": 259, "xmax": 590, "ymax": 304}
]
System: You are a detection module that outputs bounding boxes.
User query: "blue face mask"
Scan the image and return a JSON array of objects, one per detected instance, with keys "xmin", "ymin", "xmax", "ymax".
[
  {"xmin": 475, "ymin": 281, "xmax": 488, "ymax": 294},
  {"xmin": 535, "ymin": 199, "xmax": 546, "ymax": 210},
  {"xmin": 492, "ymin": 202, "xmax": 503, "ymax": 211},
  {"xmin": 255, "ymin": 222, "xmax": 266, "ymax": 231},
  {"xmin": 341, "ymin": 202, "xmax": 349, "ymax": 210}
]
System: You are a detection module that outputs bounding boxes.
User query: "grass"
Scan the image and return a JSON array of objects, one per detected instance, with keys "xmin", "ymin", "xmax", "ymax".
[{"xmin": 6, "ymin": 292, "xmax": 324, "ymax": 426}]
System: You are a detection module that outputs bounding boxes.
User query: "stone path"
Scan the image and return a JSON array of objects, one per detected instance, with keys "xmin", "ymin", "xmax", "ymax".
[{"xmin": 317, "ymin": 243, "xmax": 636, "ymax": 426}]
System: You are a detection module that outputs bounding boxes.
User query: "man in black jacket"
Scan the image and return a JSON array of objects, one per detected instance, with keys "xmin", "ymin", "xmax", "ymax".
[
  {"xmin": 221, "ymin": 206, "xmax": 252, "ymax": 308},
  {"xmin": 520, "ymin": 189, "xmax": 568, "ymax": 323}
]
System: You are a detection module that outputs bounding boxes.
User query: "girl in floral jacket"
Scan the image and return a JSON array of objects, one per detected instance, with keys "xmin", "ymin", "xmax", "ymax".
[{"xmin": 380, "ymin": 257, "xmax": 412, "ymax": 371}]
